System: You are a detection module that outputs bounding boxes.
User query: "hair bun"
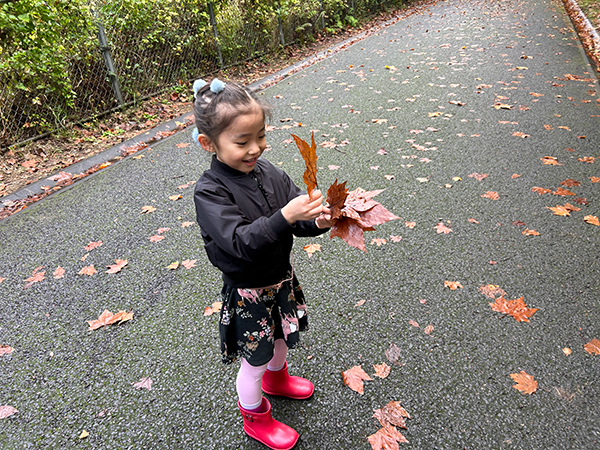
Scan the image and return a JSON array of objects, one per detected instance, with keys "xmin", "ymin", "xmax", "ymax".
[
  {"xmin": 193, "ymin": 79, "xmax": 207, "ymax": 98},
  {"xmin": 210, "ymin": 78, "xmax": 226, "ymax": 94}
]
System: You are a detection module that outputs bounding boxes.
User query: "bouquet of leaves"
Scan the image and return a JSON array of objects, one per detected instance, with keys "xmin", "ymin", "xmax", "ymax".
[{"xmin": 292, "ymin": 133, "xmax": 399, "ymax": 251}]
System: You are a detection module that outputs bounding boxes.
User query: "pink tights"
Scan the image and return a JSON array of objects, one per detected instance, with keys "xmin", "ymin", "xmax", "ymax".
[{"xmin": 237, "ymin": 339, "xmax": 288, "ymax": 410}]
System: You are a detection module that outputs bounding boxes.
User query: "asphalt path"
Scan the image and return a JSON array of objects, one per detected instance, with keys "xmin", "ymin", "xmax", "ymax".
[{"xmin": 1, "ymin": 0, "xmax": 599, "ymax": 448}]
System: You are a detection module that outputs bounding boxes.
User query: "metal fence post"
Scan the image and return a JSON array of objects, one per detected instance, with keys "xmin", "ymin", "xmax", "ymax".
[
  {"xmin": 92, "ymin": 5, "xmax": 124, "ymax": 105},
  {"xmin": 278, "ymin": 13, "xmax": 285, "ymax": 47},
  {"xmin": 320, "ymin": 0, "xmax": 325, "ymax": 30},
  {"xmin": 208, "ymin": 2, "xmax": 224, "ymax": 69}
]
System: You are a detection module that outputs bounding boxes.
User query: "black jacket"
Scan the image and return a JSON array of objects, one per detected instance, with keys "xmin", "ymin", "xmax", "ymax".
[{"xmin": 194, "ymin": 156, "xmax": 328, "ymax": 288}]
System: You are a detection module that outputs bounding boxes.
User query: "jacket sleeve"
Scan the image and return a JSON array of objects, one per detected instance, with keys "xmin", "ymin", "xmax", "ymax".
[
  {"xmin": 195, "ymin": 182, "xmax": 294, "ymax": 262},
  {"xmin": 279, "ymin": 170, "xmax": 331, "ymax": 238}
]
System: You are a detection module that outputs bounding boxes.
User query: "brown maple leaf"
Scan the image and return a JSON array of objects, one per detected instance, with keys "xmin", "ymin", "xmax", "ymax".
[
  {"xmin": 547, "ymin": 205, "xmax": 570, "ymax": 216},
  {"xmin": 326, "ymin": 179, "xmax": 349, "ymax": 219},
  {"xmin": 468, "ymin": 172, "xmax": 489, "ymax": 181},
  {"xmin": 141, "ymin": 205, "xmax": 157, "ymax": 214},
  {"xmin": 540, "ymin": 156, "xmax": 561, "ymax": 165},
  {"xmin": 590, "ymin": 177, "xmax": 600, "ymax": 183},
  {"xmin": 481, "ymin": 191, "xmax": 500, "ymax": 200},
  {"xmin": 291, "ymin": 133, "xmax": 318, "ymax": 198},
  {"xmin": 424, "ymin": 324, "xmax": 434, "ymax": 335},
  {"xmin": 513, "ymin": 131, "xmax": 530, "ymax": 138},
  {"xmin": 371, "ymin": 238, "xmax": 387, "ymax": 246},
  {"xmin": 182, "ymin": 259, "xmax": 197, "ymax": 269},
  {"xmin": 490, "ymin": 296, "xmax": 538, "ymax": 322},
  {"xmin": 87, "ymin": 309, "xmax": 115, "ymax": 330},
  {"xmin": 561, "ymin": 179, "xmax": 581, "ymax": 187},
  {"xmin": 584, "ymin": 215, "xmax": 600, "ymax": 226},
  {"xmin": 106, "ymin": 259, "xmax": 128, "ymax": 274},
  {"xmin": 342, "ymin": 365, "xmax": 373, "ymax": 395},
  {"xmin": 0, "ymin": 345, "xmax": 14, "ymax": 356},
  {"xmin": 203, "ymin": 301, "xmax": 222, "ymax": 316},
  {"xmin": 367, "ymin": 426, "xmax": 409, "ymax": 449},
  {"xmin": 385, "ymin": 343, "xmax": 403, "ymax": 366},
  {"xmin": 373, "ymin": 401, "xmax": 411, "ymax": 429},
  {"xmin": 552, "ymin": 187, "xmax": 575, "ymax": 196},
  {"xmin": 510, "ymin": 371, "xmax": 538, "ymax": 395},
  {"xmin": 372, "ymin": 363, "xmax": 391, "ymax": 379},
  {"xmin": 522, "ymin": 228, "xmax": 540, "ymax": 236},
  {"xmin": 434, "ymin": 222, "xmax": 452, "ymax": 234},
  {"xmin": 578, "ymin": 157, "xmax": 595, "ymax": 163},
  {"xmin": 584, "ymin": 338, "xmax": 600, "ymax": 355},
  {"xmin": 24, "ymin": 266, "xmax": 45, "ymax": 288},
  {"xmin": 181, "ymin": 221, "xmax": 194, "ymax": 227},
  {"xmin": 149, "ymin": 234, "xmax": 165, "ymax": 243},
  {"xmin": 53, "ymin": 266, "xmax": 65, "ymax": 279}
]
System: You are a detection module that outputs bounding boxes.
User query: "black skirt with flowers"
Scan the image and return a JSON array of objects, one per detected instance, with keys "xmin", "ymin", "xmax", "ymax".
[{"xmin": 218, "ymin": 272, "xmax": 308, "ymax": 366}]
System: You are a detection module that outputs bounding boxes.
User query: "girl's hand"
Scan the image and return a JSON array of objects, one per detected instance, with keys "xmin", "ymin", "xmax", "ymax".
[
  {"xmin": 316, "ymin": 207, "xmax": 334, "ymax": 229},
  {"xmin": 281, "ymin": 190, "xmax": 325, "ymax": 224}
]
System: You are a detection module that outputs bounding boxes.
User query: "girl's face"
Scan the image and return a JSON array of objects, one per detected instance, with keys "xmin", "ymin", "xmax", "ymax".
[{"xmin": 212, "ymin": 108, "xmax": 267, "ymax": 174}]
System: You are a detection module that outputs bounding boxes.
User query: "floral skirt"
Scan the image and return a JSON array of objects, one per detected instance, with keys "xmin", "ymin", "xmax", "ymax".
[{"xmin": 219, "ymin": 272, "xmax": 308, "ymax": 366}]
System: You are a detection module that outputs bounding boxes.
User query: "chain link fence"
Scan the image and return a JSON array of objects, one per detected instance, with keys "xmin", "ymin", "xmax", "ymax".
[{"xmin": 1, "ymin": 0, "xmax": 406, "ymax": 151}]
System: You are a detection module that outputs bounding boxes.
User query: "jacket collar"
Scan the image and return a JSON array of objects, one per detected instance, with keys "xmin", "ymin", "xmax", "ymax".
[{"xmin": 210, "ymin": 155, "xmax": 257, "ymax": 178}]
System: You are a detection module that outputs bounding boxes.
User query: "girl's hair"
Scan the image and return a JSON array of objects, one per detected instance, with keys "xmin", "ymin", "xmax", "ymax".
[{"xmin": 193, "ymin": 79, "xmax": 272, "ymax": 143}]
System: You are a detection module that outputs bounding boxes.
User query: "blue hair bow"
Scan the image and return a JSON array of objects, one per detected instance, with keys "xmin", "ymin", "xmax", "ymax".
[{"xmin": 192, "ymin": 127, "xmax": 200, "ymax": 145}]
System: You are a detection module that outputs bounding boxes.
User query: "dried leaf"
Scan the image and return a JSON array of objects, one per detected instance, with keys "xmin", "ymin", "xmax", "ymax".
[
  {"xmin": 24, "ymin": 266, "xmax": 45, "ymax": 288},
  {"xmin": 181, "ymin": 221, "xmax": 194, "ymax": 227},
  {"xmin": 78, "ymin": 265, "xmax": 97, "ymax": 276},
  {"xmin": 87, "ymin": 309, "xmax": 115, "ymax": 330},
  {"xmin": 434, "ymin": 222, "xmax": 452, "ymax": 234},
  {"xmin": 302, "ymin": 243, "xmax": 321, "ymax": 257},
  {"xmin": 141, "ymin": 205, "xmax": 156, "ymax": 214},
  {"xmin": 532, "ymin": 186, "xmax": 551, "ymax": 195},
  {"xmin": 404, "ymin": 221, "xmax": 416, "ymax": 228},
  {"xmin": 522, "ymin": 228, "xmax": 540, "ymax": 236},
  {"xmin": 169, "ymin": 194, "xmax": 182, "ymax": 201},
  {"xmin": 367, "ymin": 426, "xmax": 409, "ymax": 449},
  {"xmin": 424, "ymin": 324, "xmax": 434, "ymax": 335},
  {"xmin": 204, "ymin": 301, "xmax": 222, "ymax": 316},
  {"xmin": 409, "ymin": 320, "xmax": 419, "ymax": 328},
  {"xmin": 0, "ymin": 405, "xmax": 18, "ymax": 419},
  {"xmin": 390, "ymin": 235, "xmax": 402, "ymax": 242},
  {"xmin": 167, "ymin": 261, "xmax": 180, "ymax": 270},
  {"xmin": 540, "ymin": 156, "xmax": 560, "ymax": 165},
  {"xmin": 561, "ymin": 179, "xmax": 581, "ymax": 187},
  {"xmin": 149, "ymin": 234, "xmax": 165, "ymax": 243},
  {"xmin": 133, "ymin": 377, "xmax": 153, "ymax": 390},
  {"xmin": 547, "ymin": 205, "xmax": 570, "ymax": 216},
  {"xmin": 79, "ymin": 430, "xmax": 89, "ymax": 439},
  {"xmin": 105, "ymin": 259, "xmax": 128, "ymax": 274},
  {"xmin": 354, "ymin": 299, "xmax": 366, "ymax": 308},
  {"xmin": 578, "ymin": 157, "xmax": 595, "ymax": 163},
  {"xmin": 52, "ymin": 266, "xmax": 65, "ymax": 279},
  {"xmin": 342, "ymin": 365, "xmax": 373, "ymax": 394},
  {"xmin": 372, "ymin": 363, "xmax": 391, "ymax": 379},
  {"xmin": 584, "ymin": 215, "xmax": 600, "ymax": 226},
  {"xmin": 371, "ymin": 238, "xmax": 387, "ymax": 246},
  {"xmin": 510, "ymin": 371, "xmax": 538, "ymax": 395},
  {"xmin": 291, "ymin": 133, "xmax": 318, "ymax": 198},
  {"xmin": 373, "ymin": 401, "xmax": 411, "ymax": 428},
  {"xmin": 0, "ymin": 345, "xmax": 14, "ymax": 356},
  {"xmin": 84, "ymin": 240, "xmax": 103, "ymax": 251},
  {"xmin": 584, "ymin": 338, "xmax": 600, "ymax": 355},
  {"xmin": 479, "ymin": 284, "xmax": 507, "ymax": 298},
  {"xmin": 156, "ymin": 227, "xmax": 170, "ymax": 234},
  {"xmin": 444, "ymin": 281, "xmax": 463, "ymax": 290},
  {"xmin": 490, "ymin": 296, "xmax": 538, "ymax": 322},
  {"xmin": 552, "ymin": 187, "xmax": 575, "ymax": 196},
  {"xmin": 107, "ymin": 310, "xmax": 133, "ymax": 325},
  {"xmin": 182, "ymin": 259, "xmax": 197, "ymax": 269},
  {"xmin": 481, "ymin": 191, "xmax": 500, "ymax": 200},
  {"xmin": 385, "ymin": 343, "xmax": 403, "ymax": 366},
  {"xmin": 468, "ymin": 173, "xmax": 489, "ymax": 181},
  {"xmin": 326, "ymin": 179, "xmax": 349, "ymax": 220}
]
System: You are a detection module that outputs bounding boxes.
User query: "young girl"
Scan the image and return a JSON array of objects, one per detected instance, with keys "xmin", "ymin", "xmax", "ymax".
[{"xmin": 192, "ymin": 78, "xmax": 332, "ymax": 450}]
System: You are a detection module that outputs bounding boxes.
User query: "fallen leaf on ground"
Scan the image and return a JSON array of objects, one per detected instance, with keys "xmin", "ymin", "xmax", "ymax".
[
  {"xmin": 371, "ymin": 238, "xmax": 387, "ymax": 246},
  {"xmin": 181, "ymin": 221, "xmax": 194, "ymax": 227},
  {"xmin": 169, "ymin": 194, "xmax": 182, "ymax": 201},
  {"xmin": 53, "ymin": 267, "xmax": 65, "ymax": 279},
  {"xmin": 481, "ymin": 191, "xmax": 500, "ymax": 200},
  {"xmin": 24, "ymin": 266, "xmax": 45, "ymax": 288},
  {"xmin": 424, "ymin": 324, "xmax": 434, "ymax": 335},
  {"xmin": 541, "ymin": 156, "xmax": 560, "ymax": 165},
  {"xmin": 444, "ymin": 281, "xmax": 463, "ymax": 290},
  {"xmin": 0, "ymin": 406, "xmax": 18, "ymax": 419},
  {"xmin": 385, "ymin": 343, "xmax": 403, "ymax": 366},
  {"xmin": 167, "ymin": 261, "xmax": 180, "ymax": 270},
  {"xmin": 87, "ymin": 309, "xmax": 133, "ymax": 330},
  {"xmin": 434, "ymin": 222, "xmax": 452, "ymax": 234},
  {"xmin": 303, "ymin": 243, "xmax": 321, "ymax": 257},
  {"xmin": 478, "ymin": 284, "xmax": 507, "ymax": 299},
  {"xmin": 182, "ymin": 259, "xmax": 197, "ymax": 269},
  {"xmin": 522, "ymin": 228, "xmax": 540, "ymax": 236},
  {"xmin": 133, "ymin": 377, "xmax": 153, "ymax": 390},
  {"xmin": 141, "ymin": 205, "xmax": 156, "ymax": 213},
  {"xmin": 409, "ymin": 320, "xmax": 419, "ymax": 328},
  {"xmin": 0, "ymin": 345, "xmax": 14, "ymax": 356},
  {"xmin": 373, "ymin": 401, "xmax": 411, "ymax": 428},
  {"xmin": 513, "ymin": 131, "xmax": 530, "ymax": 138},
  {"xmin": 468, "ymin": 173, "xmax": 489, "ymax": 181},
  {"xmin": 584, "ymin": 338, "xmax": 600, "ymax": 355},
  {"xmin": 157, "ymin": 227, "xmax": 170, "ymax": 234},
  {"xmin": 204, "ymin": 301, "xmax": 222, "ymax": 316},
  {"xmin": 342, "ymin": 365, "xmax": 373, "ymax": 394},
  {"xmin": 354, "ymin": 299, "xmax": 366, "ymax": 308},
  {"xmin": 405, "ymin": 221, "xmax": 416, "ymax": 228},
  {"xmin": 367, "ymin": 426, "xmax": 409, "ymax": 449},
  {"xmin": 590, "ymin": 177, "xmax": 600, "ymax": 183},
  {"xmin": 373, "ymin": 363, "xmax": 391, "ymax": 379},
  {"xmin": 105, "ymin": 259, "xmax": 128, "ymax": 274},
  {"xmin": 584, "ymin": 215, "xmax": 600, "ymax": 226},
  {"xmin": 561, "ymin": 179, "xmax": 581, "ymax": 187},
  {"xmin": 562, "ymin": 347, "xmax": 572, "ymax": 356},
  {"xmin": 490, "ymin": 296, "xmax": 538, "ymax": 322},
  {"xmin": 78, "ymin": 265, "xmax": 96, "ymax": 276},
  {"xmin": 578, "ymin": 157, "xmax": 595, "ymax": 163},
  {"xmin": 79, "ymin": 430, "xmax": 89, "ymax": 439},
  {"xmin": 84, "ymin": 241, "xmax": 103, "ymax": 251},
  {"xmin": 468, "ymin": 218, "xmax": 479, "ymax": 224},
  {"xmin": 552, "ymin": 187, "xmax": 575, "ymax": 196},
  {"xmin": 149, "ymin": 234, "xmax": 165, "ymax": 243},
  {"xmin": 547, "ymin": 205, "xmax": 571, "ymax": 216},
  {"xmin": 510, "ymin": 371, "xmax": 538, "ymax": 395},
  {"xmin": 532, "ymin": 186, "xmax": 551, "ymax": 195}
]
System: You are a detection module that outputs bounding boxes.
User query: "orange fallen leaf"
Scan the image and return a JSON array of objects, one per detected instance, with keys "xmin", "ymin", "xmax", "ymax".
[
  {"xmin": 561, "ymin": 179, "xmax": 581, "ymax": 187},
  {"xmin": 562, "ymin": 347, "xmax": 572, "ymax": 356},
  {"xmin": 181, "ymin": 221, "xmax": 194, "ymax": 227},
  {"xmin": 303, "ymin": 243, "xmax": 321, "ymax": 257},
  {"xmin": 84, "ymin": 240, "xmax": 103, "ymax": 251},
  {"xmin": 490, "ymin": 296, "xmax": 538, "ymax": 322},
  {"xmin": 169, "ymin": 194, "xmax": 182, "ymax": 201},
  {"xmin": 367, "ymin": 426, "xmax": 409, "ymax": 449},
  {"xmin": 342, "ymin": 365, "xmax": 373, "ymax": 394},
  {"xmin": 540, "ymin": 156, "xmax": 560, "ymax": 165},
  {"xmin": 522, "ymin": 228, "xmax": 540, "ymax": 236},
  {"xmin": 468, "ymin": 218, "xmax": 479, "ymax": 224},
  {"xmin": 390, "ymin": 235, "xmax": 402, "ymax": 242},
  {"xmin": 408, "ymin": 320, "xmax": 419, "ymax": 328},
  {"xmin": 478, "ymin": 284, "xmax": 507, "ymax": 299},
  {"xmin": 53, "ymin": 266, "xmax": 65, "ymax": 279},
  {"xmin": 547, "ymin": 205, "xmax": 570, "ymax": 216},
  {"xmin": 584, "ymin": 338, "xmax": 600, "ymax": 355},
  {"xmin": 372, "ymin": 363, "xmax": 391, "ymax": 379},
  {"xmin": 78, "ymin": 265, "xmax": 97, "ymax": 276},
  {"xmin": 105, "ymin": 259, "xmax": 128, "ymax": 274},
  {"xmin": 354, "ymin": 299, "xmax": 366, "ymax": 308},
  {"xmin": 149, "ymin": 234, "xmax": 165, "ymax": 243},
  {"xmin": 444, "ymin": 280, "xmax": 463, "ymax": 290},
  {"xmin": 510, "ymin": 371, "xmax": 538, "ymax": 395},
  {"xmin": 563, "ymin": 203, "xmax": 581, "ymax": 212},
  {"xmin": 513, "ymin": 131, "xmax": 530, "ymax": 138},
  {"xmin": 468, "ymin": 172, "xmax": 488, "ymax": 181},
  {"xmin": 511, "ymin": 174, "xmax": 521, "ymax": 179},
  {"xmin": 87, "ymin": 309, "xmax": 115, "ymax": 330},
  {"xmin": 404, "ymin": 221, "xmax": 416, "ymax": 228},
  {"xmin": 373, "ymin": 401, "xmax": 411, "ymax": 428},
  {"xmin": 107, "ymin": 310, "xmax": 134, "ymax": 325},
  {"xmin": 424, "ymin": 324, "xmax": 434, "ymax": 335},
  {"xmin": 590, "ymin": 177, "xmax": 600, "ymax": 183},
  {"xmin": 532, "ymin": 186, "xmax": 551, "ymax": 195},
  {"xmin": 584, "ymin": 215, "xmax": 600, "ymax": 226},
  {"xmin": 371, "ymin": 238, "xmax": 387, "ymax": 246},
  {"xmin": 176, "ymin": 142, "xmax": 190, "ymax": 148},
  {"xmin": 166, "ymin": 261, "xmax": 180, "ymax": 270},
  {"xmin": 578, "ymin": 157, "xmax": 595, "ymax": 163},
  {"xmin": 291, "ymin": 133, "xmax": 318, "ymax": 198},
  {"xmin": 481, "ymin": 191, "xmax": 499, "ymax": 200},
  {"xmin": 552, "ymin": 187, "xmax": 575, "ymax": 196},
  {"xmin": 24, "ymin": 266, "xmax": 45, "ymax": 288}
]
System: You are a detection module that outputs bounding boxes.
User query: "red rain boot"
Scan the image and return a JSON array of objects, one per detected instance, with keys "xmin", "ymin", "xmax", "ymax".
[
  {"xmin": 262, "ymin": 361, "xmax": 314, "ymax": 400},
  {"xmin": 238, "ymin": 397, "xmax": 299, "ymax": 450}
]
